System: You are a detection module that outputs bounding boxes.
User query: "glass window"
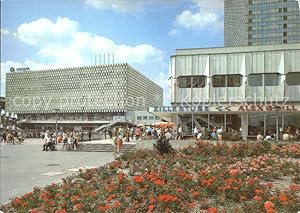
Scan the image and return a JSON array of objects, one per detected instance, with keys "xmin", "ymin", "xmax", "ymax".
[
  {"xmin": 248, "ymin": 74, "xmax": 263, "ymax": 86},
  {"xmin": 248, "ymin": 73, "xmax": 280, "ymax": 86},
  {"xmin": 137, "ymin": 116, "xmax": 142, "ymax": 120},
  {"xmin": 177, "ymin": 76, "xmax": 192, "ymax": 88},
  {"xmin": 227, "ymin": 75, "xmax": 242, "ymax": 87},
  {"xmin": 192, "ymin": 75, "xmax": 206, "ymax": 88},
  {"xmin": 155, "ymin": 116, "xmax": 160, "ymax": 120},
  {"xmin": 212, "ymin": 75, "xmax": 226, "ymax": 87},
  {"xmin": 264, "ymin": 73, "xmax": 280, "ymax": 86},
  {"xmin": 149, "ymin": 116, "xmax": 154, "ymax": 120},
  {"xmin": 143, "ymin": 116, "xmax": 148, "ymax": 120},
  {"xmin": 212, "ymin": 75, "xmax": 242, "ymax": 87},
  {"xmin": 286, "ymin": 72, "xmax": 300, "ymax": 85}
]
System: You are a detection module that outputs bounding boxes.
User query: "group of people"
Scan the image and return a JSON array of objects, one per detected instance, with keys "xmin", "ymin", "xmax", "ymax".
[
  {"xmin": 41, "ymin": 130, "xmax": 80, "ymax": 151},
  {"xmin": 193, "ymin": 126, "xmax": 225, "ymax": 141},
  {"xmin": 1, "ymin": 131, "xmax": 24, "ymax": 144},
  {"xmin": 256, "ymin": 126, "xmax": 300, "ymax": 142}
]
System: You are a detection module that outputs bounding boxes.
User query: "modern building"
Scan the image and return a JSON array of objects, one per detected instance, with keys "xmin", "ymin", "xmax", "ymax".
[
  {"xmin": 5, "ymin": 63, "xmax": 163, "ymax": 130},
  {"xmin": 149, "ymin": 43, "xmax": 300, "ymax": 140},
  {"xmin": 224, "ymin": 0, "xmax": 300, "ymax": 47}
]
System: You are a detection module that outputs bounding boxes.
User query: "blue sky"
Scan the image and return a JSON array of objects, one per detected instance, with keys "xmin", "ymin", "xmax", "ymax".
[{"xmin": 0, "ymin": 0, "xmax": 224, "ymax": 104}]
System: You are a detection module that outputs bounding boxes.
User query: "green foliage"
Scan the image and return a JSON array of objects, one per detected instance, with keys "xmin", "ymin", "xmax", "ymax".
[{"xmin": 154, "ymin": 137, "xmax": 174, "ymax": 155}]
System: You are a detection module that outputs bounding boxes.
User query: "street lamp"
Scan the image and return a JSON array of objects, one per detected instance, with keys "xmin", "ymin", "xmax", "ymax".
[
  {"xmin": 273, "ymin": 106, "xmax": 281, "ymax": 142},
  {"xmin": 52, "ymin": 109, "xmax": 60, "ymax": 143}
]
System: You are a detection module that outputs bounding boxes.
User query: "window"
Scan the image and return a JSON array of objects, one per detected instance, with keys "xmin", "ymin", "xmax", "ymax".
[
  {"xmin": 212, "ymin": 75, "xmax": 242, "ymax": 87},
  {"xmin": 283, "ymin": 40, "xmax": 287, "ymax": 43},
  {"xmin": 283, "ymin": 24, "xmax": 287, "ymax": 28},
  {"xmin": 155, "ymin": 116, "xmax": 160, "ymax": 120},
  {"xmin": 283, "ymin": 32, "xmax": 287, "ymax": 36},
  {"xmin": 212, "ymin": 75, "xmax": 226, "ymax": 87},
  {"xmin": 264, "ymin": 73, "xmax": 280, "ymax": 86},
  {"xmin": 286, "ymin": 72, "xmax": 300, "ymax": 85},
  {"xmin": 248, "ymin": 74, "xmax": 263, "ymax": 86},
  {"xmin": 283, "ymin": 16, "xmax": 287, "ymax": 20},
  {"xmin": 227, "ymin": 75, "xmax": 242, "ymax": 87},
  {"xmin": 143, "ymin": 116, "xmax": 148, "ymax": 120},
  {"xmin": 283, "ymin": 8, "xmax": 287, "ymax": 12},
  {"xmin": 137, "ymin": 116, "xmax": 142, "ymax": 120},
  {"xmin": 248, "ymin": 73, "xmax": 280, "ymax": 86},
  {"xmin": 149, "ymin": 116, "xmax": 154, "ymax": 120},
  {"xmin": 192, "ymin": 76, "xmax": 206, "ymax": 88},
  {"xmin": 177, "ymin": 76, "xmax": 191, "ymax": 88}
]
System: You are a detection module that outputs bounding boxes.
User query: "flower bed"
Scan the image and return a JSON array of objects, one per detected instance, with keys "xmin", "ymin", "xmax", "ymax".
[{"xmin": 2, "ymin": 141, "xmax": 300, "ymax": 213}]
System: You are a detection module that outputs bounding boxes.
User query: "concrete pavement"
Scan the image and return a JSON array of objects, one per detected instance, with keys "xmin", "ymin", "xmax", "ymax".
[{"xmin": 0, "ymin": 139, "xmax": 114, "ymax": 204}]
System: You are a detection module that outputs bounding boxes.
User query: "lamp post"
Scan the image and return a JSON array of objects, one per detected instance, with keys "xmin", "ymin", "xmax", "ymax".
[
  {"xmin": 273, "ymin": 106, "xmax": 281, "ymax": 142},
  {"xmin": 52, "ymin": 109, "xmax": 60, "ymax": 143}
]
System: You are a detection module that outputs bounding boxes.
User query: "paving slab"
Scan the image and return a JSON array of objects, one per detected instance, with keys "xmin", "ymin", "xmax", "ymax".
[{"xmin": 0, "ymin": 140, "xmax": 114, "ymax": 204}]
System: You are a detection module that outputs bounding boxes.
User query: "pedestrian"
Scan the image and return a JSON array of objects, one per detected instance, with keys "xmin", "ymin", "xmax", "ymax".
[{"xmin": 256, "ymin": 131, "xmax": 264, "ymax": 142}]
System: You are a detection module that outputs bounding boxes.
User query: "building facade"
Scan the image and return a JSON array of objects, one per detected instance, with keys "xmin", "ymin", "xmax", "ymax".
[
  {"xmin": 224, "ymin": 0, "xmax": 300, "ymax": 47},
  {"xmin": 150, "ymin": 43, "xmax": 300, "ymax": 140},
  {"xmin": 5, "ymin": 63, "xmax": 163, "ymax": 130}
]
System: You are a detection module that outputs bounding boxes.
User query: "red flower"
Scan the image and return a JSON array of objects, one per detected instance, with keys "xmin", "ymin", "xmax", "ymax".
[
  {"xmin": 254, "ymin": 196, "xmax": 262, "ymax": 201},
  {"xmin": 148, "ymin": 204, "xmax": 155, "ymax": 211},
  {"xmin": 153, "ymin": 179, "xmax": 164, "ymax": 186},
  {"xmin": 279, "ymin": 194, "xmax": 288, "ymax": 202},
  {"xmin": 118, "ymin": 172, "xmax": 125, "ymax": 181},
  {"xmin": 14, "ymin": 197, "xmax": 22, "ymax": 205},
  {"xmin": 149, "ymin": 198, "xmax": 156, "ymax": 203},
  {"xmin": 264, "ymin": 201, "xmax": 275, "ymax": 213},
  {"xmin": 240, "ymin": 196, "xmax": 247, "ymax": 201},
  {"xmin": 74, "ymin": 203, "xmax": 82, "ymax": 211},
  {"xmin": 229, "ymin": 169, "xmax": 239, "ymax": 176},
  {"xmin": 207, "ymin": 207, "xmax": 218, "ymax": 213},
  {"xmin": 289, "ymin": 184, "xmax": 300, "ymax": 191},
  {"xmin": 72, "ymin": 195, "xmax": 80, "ymax": 202},
  {"xmin": 90, "ymin": 191, "xmax": 97, "ymax": 197},
  {"xmin": 133, "ymin": 175, "xmax": 144, "ymax": 183},
  {"xmin": 265, "ymin": 183, "xmax": 274, "ymax": 188},
  {"xmin": 55, "ymin": 209, "xmax": 67, "ymax": 213},
  {"xmin": 192, "ymin": 191, "xmax": 199, "ymax": 197},
  {"xmin": 189, "ymin": 202, "xmax": 196, "ymax": 209},
  {"xmin": 25, "ymin": 192, "xmax": 33, "ymax": 198},
  {"xmin": 97, "ymin": 205, "xmax": 106, "ymax": 212},
  {"xmin": 176, "ymin": 188, "xmax": 183, "ymax": 193},
  {"xmin": 113, "ymin": 201, "xmax": 121, "ymax": 208},
  {"xmin": 126, "ymin": 185, "xmax": 134, "ymax": 191},
  {"xmin": 255, "ymin": 189, "xmax": 263, "ymax": 195}
]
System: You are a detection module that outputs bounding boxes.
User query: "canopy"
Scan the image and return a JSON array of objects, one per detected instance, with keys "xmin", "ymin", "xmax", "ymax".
[{"xmin": 153, "ymin": 122, "xmax": 176, "ymax": 127}]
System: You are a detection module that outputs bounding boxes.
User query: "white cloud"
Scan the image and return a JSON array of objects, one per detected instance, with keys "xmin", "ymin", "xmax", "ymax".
[
  {"xmin": 85, "ymin": 0, "xmax": 180, "ymax": 13},
  {"xmin": 175, "ymin": 0, "xmax": 223, "ymax": 30},
  {"xmin": 14, "ymin": 17, "xmax": 163, "ymax": 66},
  {"xmin": 168, "ymin": 29, "xmax": 179, "ymax": 36},
  {"xmin": 1, "ymin": 28, "xmax": 10, "ymax": 36},
  {"xmin": 17, "ymin": 17, "xmax": 78, "ymax": 46}
]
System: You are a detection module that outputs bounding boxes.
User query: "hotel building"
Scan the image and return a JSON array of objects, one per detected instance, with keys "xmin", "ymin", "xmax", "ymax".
[{"xmin": 224, "ymin": 0, "xmax": 300, "ymax": 47}]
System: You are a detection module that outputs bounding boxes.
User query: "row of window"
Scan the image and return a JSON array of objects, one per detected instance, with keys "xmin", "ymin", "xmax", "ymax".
[
  {"xmin": 177, "ymin": 72, "xmax": 300, "ymax": 88},
  {"xmin": 137, "ymin": 116, "xmax": 160, "ymax": 120}
]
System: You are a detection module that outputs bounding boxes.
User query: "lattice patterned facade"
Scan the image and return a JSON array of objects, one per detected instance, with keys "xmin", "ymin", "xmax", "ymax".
[
  {"xmin": 225, "ymin": 0, "xmax": 300, "ymax": 47},
  {"xmin": 5, "ymin": 63, "xmax": 163, "ymax": 117}
]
